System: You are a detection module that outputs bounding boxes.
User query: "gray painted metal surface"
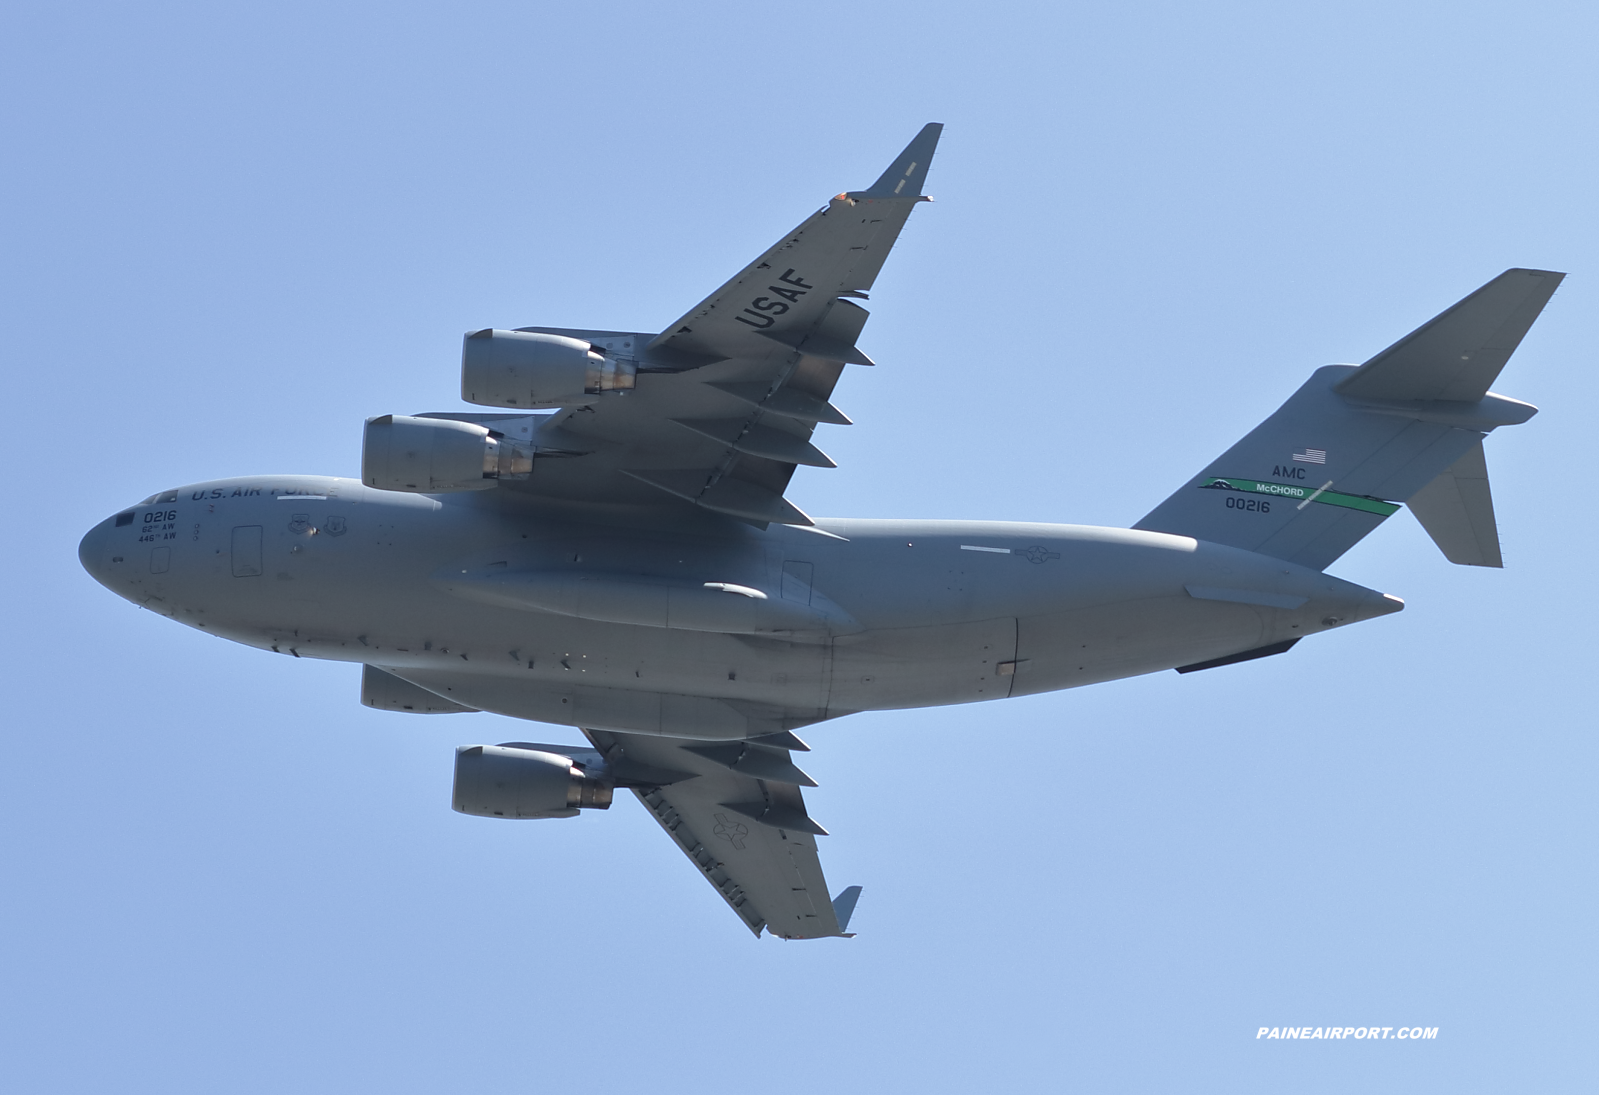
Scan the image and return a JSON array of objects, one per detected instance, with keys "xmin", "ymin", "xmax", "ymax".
[{"xmin": 77, "ymin": 125, "xmax": 1561, "ymax": 939}]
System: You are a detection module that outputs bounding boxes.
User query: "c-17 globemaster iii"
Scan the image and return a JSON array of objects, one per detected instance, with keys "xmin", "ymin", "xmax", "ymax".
[{"xmin": 80, "ymin": 124, "xmax": 1562, "ymax": 940}]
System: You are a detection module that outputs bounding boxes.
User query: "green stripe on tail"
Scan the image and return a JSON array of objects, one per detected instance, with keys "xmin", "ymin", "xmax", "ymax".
[{"xmin": 1199, "ymin": 478, "xmax": 1400, "ymax": 517}]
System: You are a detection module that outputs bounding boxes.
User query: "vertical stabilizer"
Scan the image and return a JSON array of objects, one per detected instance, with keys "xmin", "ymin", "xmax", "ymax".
[{"xmin": 1135, "ymin": 269, "xmax": 1560, "ymax": 570}]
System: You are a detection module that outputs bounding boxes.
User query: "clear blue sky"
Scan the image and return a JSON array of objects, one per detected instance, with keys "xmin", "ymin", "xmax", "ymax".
[{"xmin": 3, "ymin": 2, "xmax": 1595, "ymax": 1092}]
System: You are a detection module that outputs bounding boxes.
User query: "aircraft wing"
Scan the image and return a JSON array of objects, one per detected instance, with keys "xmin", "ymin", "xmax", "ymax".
[
  {"xmin": 376, "ymin": 666, "xmax": 859, "ymax": 938},
  {"xmin": 502, "ymin": 124, "xmax": 943, "ymax": 527},
  {"xmin": 583, "ymin": 727, "xmax": 861, "ymax": 939}
]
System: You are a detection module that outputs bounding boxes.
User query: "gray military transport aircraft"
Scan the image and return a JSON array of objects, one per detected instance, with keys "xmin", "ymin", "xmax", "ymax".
[{"xmin": 80, "ymin": 123, "xmax": 1563, "ymax": 940}]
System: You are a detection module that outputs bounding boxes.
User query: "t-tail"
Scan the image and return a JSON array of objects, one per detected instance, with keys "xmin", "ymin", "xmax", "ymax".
[{"xmin": 1135, "ymin": 269, "xmax": 1564, "ymax": 570}]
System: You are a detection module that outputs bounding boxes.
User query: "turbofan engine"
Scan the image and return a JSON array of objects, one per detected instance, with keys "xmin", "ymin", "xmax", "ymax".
[
  {"xmin": 361, "ymin": 414, "xmax": 533, "ymax": 493},
  {"xmin": 461, "ymin": 329, "xmax": 636, "ymax": 409},
  {"xmin": 451, "ymin": 744, "xmax": 613, "ymax": 820}
]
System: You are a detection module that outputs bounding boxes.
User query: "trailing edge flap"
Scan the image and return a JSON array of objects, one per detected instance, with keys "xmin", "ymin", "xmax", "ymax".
[
  {"xmin": 621, "ymin": 469, "xmax": 815, "ymax": 526},
  {"xmin": 361, "ymin": 664, "xmax": 478, "ymax": 713},
  {"xmin": 585, "ymin": 727, "xmax": 846, "ymax": 940},
  {"xmin": 1336, "ymin": 269, "xmax": 1564, "ymax": 403},
  {"xmin": 1406, "ymin": 440, "xmax": 1503, "ymax": 567}
]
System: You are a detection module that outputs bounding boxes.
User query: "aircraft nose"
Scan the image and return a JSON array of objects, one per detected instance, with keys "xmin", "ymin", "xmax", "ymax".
[{"xmin": 79, "ymin": 510, "xmax": 131, "ymax": 593}]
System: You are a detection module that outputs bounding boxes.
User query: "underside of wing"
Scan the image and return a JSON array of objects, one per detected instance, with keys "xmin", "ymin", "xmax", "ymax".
[
  {"xmin": 387, "ymin": 666, "xmax": 862, "ymax": 938},
  {"xmin": 584, "ymin": 727, "xmax": 858, "ymax": 939},
  {"xmin": 379, "ymin": 667, "xmax": 829, "ymax": 741},
  {"xmin": 440, "ymin": 125, "xmax": 943, "ymax": 527}
]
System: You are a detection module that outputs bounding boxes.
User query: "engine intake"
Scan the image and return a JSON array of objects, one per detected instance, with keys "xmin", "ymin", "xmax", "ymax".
[
  {"xmin": 461, "ymin": 329, "xmax": 635, "ymax": 408},
  {"xmin": 362, "ymin": 414, "xmax": 532, "ymax": 493},
  {"xmin": 452, "ymin": 744, "xmax": 613, "ymax": 819}
]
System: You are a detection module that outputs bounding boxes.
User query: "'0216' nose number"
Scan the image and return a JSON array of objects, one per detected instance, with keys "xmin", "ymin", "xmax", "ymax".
[{"xmin": 139, "ymin": 509, "xmax": 179, "ymax": 541}]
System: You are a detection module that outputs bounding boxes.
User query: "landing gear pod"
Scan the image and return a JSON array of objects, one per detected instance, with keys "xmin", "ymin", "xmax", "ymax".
[
  {"xmin": 361, "ymin": 414, "xmax": 532, "ymax": 493},
  {"xmin": 460, "ymin": 329, "xmax": 635, "ymax": 408},
  {"xmin": 451, "ymin": 745, "xmax": 613, "ymax": 819}
]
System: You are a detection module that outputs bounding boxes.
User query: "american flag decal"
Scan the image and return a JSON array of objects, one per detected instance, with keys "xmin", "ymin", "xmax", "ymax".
[{"xmin": 1292, "ymin": 448, "xmax": 1327, "ymax": 465}]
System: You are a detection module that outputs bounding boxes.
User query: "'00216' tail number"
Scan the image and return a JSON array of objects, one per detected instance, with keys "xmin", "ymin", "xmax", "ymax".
[{"xmin": 1225, "ymin": 496, "xmax": 1270, "ymax": 513}]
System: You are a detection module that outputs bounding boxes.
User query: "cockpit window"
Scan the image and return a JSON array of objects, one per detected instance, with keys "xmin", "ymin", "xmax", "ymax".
[{"xmin": 139, "ymin": 490, "xmax": 180, "ymax": 504}]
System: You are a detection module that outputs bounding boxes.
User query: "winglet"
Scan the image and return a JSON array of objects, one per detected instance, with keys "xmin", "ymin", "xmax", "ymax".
[
  {"xmin": 849, "ymin": 123, "xmax": 943, "ymax": 199},
  {"xmin": 832, "ymin": 885, "xmax": 863, "ymax": 935}
]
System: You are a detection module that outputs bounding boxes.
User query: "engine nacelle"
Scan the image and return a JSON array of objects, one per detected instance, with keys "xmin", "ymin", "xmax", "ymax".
[
  {"xmin": 452, "ymin": 744, "xmax": 613, "ymax": 819},
  {"xmin": 361, "ymin": 414, "xmax": 532, "ymax": 493},
  {"xmin": 460, "ymin": 329, "xmax": 635, "ymax": 408}
]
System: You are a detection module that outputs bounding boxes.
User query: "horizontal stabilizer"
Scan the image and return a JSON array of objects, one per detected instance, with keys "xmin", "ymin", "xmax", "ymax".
[
  {"xmin": 1336, "ymin": 269, "xmax": 1564, "ymax": 403},
  {"xmin": 1406, "ymin": 440, "xmax": 1503, "ymax": 567}
]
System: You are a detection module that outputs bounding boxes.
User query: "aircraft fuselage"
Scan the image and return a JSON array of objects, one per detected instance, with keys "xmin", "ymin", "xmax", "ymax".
[{"xmin": 79, "ymin": 475, "xmax": 1399, "ymax": 738}]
